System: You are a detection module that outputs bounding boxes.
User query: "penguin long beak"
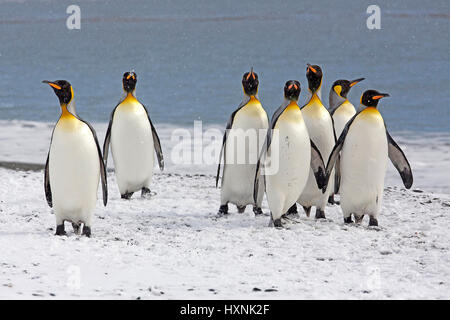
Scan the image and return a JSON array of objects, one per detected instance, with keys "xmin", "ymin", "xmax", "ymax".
[
  {"xmin": 42, "ymin": 80, "xmax": 61, "ymax": 90},
  {"xmin": 349, "ymin": 78, "xmax": 365, "ymax": 87},
  {"xmin": 372, "ymin": 93, "xmax": 390, "ymax": 100}
]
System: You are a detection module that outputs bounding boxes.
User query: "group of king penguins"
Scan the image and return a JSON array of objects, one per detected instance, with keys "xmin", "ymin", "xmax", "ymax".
[
  {"xmin": 216, "ymin": 64, "xmax": 413, "ymax": 228},
  {"xmin": 41, "ymin": 65, "xmax": 413, "ymax": 237},
  {"xmin": 43, "ymin": 72, "xmax": 163, "ymax": 237}
]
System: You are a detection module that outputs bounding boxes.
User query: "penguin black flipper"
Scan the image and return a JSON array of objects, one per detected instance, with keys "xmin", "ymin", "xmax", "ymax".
[
  {"xmin": 142, "ymin": 104, "xmax": 164, "ymax": 171},
  {"xmin": 253, "ymin": 101, "xmax": 289, "ymax": 203},
  {"xmin": 44, "ymin": 152, "xmax": 52, "ymax": 208},
  {"xmin": 310, "ymin": 139, "xmax": 326, "ymax": 190},
  {"xmin": 386, "ymin": 129, "xmax": 413, "ymax": 189},
  {"xmin": 102, "ymin": 103, "xmax": 120, "ymax": 168},
  {"xmin": 324, "ymin": 112, "xmax": 360, "ymax": 191},
  {"xmin": 79, "ymin": 119, "xmax": 108, "ymax": 206},
  {"xmin": 216, "ymin": 96, "xmax": 251, "ymax": 188}
]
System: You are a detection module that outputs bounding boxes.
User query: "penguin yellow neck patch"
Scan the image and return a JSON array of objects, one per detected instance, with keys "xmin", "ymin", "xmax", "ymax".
[
  {"xmin": 360, "ymin": 107, "xmax": 383, "ymax": 122},
  {"xmin": 307, "ymin": 93, "xmax": 322, "ymax": 107},
  {"xmin": 280, "ymin": 101, "xmax": 302, "ymax": 123},
  {"xmin": 58, "ymin": 104, "xmax": 79, "ymax": 130}
]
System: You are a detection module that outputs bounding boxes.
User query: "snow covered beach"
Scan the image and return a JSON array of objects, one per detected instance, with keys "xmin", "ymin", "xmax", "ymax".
[{"xmin": 0, "ymin": 121, "xmax": 449, "ymax": 299}]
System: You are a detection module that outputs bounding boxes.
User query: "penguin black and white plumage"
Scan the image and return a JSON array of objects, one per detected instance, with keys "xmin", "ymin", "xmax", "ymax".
[
  {"xmin": 327, "ymin": 78, "xmax": 364, "ymax": 202},
  {"xmin": 324, "ymin": 90, "xmax": 413, "ymax": 226},
  {"xmin": 43, "ymin": 80, "xmax": 107, "ymax": 237},
  {"xmin": 216, "ymin": 68, "xmax": 269, "ymax": 216},
  {"xmin": 292, "ymin": 64, "xmax": 335, "ymax": 219},
  {"xmin": 254, "ymin": 81, "xmax": 326, "ymax": 228},
  {"xmin": 103, "ymin": 71, "xmax": 164, "ymax": 200}
]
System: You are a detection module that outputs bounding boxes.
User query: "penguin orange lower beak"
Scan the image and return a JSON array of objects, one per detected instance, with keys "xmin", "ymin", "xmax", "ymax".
[
  {"xmin": 42, "ymin": 80, "xmax": 61, "ymax": 90},
  {"xmin": 349, "ymin": 78, "xmax": 365, "ymax": 87},
  {"xmin": 372, "ymin": 93, "xmax": 390, "ymax": 100}
]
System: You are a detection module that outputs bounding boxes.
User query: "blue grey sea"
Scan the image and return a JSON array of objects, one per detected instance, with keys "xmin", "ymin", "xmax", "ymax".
[{"xmin": 0, "ymin": 0, "xmax": 449, "ymax": 132}]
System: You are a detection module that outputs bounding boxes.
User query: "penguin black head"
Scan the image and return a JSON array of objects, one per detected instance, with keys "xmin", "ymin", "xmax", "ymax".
[
  {"xmin": 242, "ymin": 68, "xmax": 259, "ymax": 96},
  {"xmin": 306, "ymin": 64, "xmax": 323, "ymax": 93},
  {"xmin": 361, "ymin": 90, "xmax": 390, "ymax": 108},
  {"xmin": 123, "ymin": 71, "xmax": 137, "ymax": 93},
  {"xmin": 332, "ymin": 78, "xmax": 365, "ymax": 99},
  {"xmin": 42, "ymin": 80, "xmax": 73, "ymax": 105},
  {"xmin": 284, "ymin": 80, "xmax": 301, "ymax": 101}
]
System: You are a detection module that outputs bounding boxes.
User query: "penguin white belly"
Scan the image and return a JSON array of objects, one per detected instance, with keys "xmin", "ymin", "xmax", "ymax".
[
  {"xmin": 339, "ymin": 113, "xmax": 388, "ymax": 218},
  {"xmin": 111, "ymin": 102, "xmax": 154, "ymax": 195},
  {"xmin": 333, "ymin": 101, "xmax": 356, "ymax": 138},
  {"xmin": 221, "ymin": 103, "xmax": 268, "ymax": 207},
  {"xmin": 49, "ymin": 120, "xmax": 100, "ymax": 225},
  {"xmin": 298, "ymin": 103, "xmax": 335, "ymax": 209},
  {"xmin": 266, "ymin": 112, "xmax": 310, "ymax": 220}
]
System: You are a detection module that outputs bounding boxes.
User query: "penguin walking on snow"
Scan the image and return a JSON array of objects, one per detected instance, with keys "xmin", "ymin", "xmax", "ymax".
[
  {"xmin": 327, "ymin": 77, "xmax": 364, "ymax": 204},
  {"xmin": 103, "ymin": 71, "xmax": 164, "ymax": 200},
  {"xmin": 324, "ymin": 90, "xmax": 413, "ymax": 226},
  {"xmin": 288, "ymin": 64, "xmax": 335, "ymax": 219},
  {"xmin": 43, "ymin": 80, "xmax": 107, "ymax": 237},
  {"xmin": 216, "ymin": 68, "xmax": 269, "ymax": 216},
  {"xmin": 255, "ymin": 81, "xmax": 326, "ymax": 228}
]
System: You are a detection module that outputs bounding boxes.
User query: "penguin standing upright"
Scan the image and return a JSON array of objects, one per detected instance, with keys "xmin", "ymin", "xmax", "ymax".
[
  {"xmin": 325, "ymin": 90, "xmax": 413, "ymax": 226},
  {"xmin": 216, "ymin": 68, "xmax": 269, "ymax": 216},
  {"xmin": 255, "ymin": 81, "xmax": 326, "ymax": 228},
  {"xmin": 103, "ymin": 71, "xmax": 164, "ymax": 200},
  {"xmin": 43, "ymin": 80, "xmax": 107, "ymax": 237},
  {"xmin": 328, "ymin": 77, "xmax": 364, "ymax": 203},
  {"xmin": 293, "ymin": 64, "xmax": 335, "ymax": 219}
]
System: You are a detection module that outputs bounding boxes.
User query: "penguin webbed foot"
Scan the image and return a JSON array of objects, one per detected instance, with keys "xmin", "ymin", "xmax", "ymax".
[
  {"xmin": 369, "ymin": 216, "xmax": 378, "ymax": 227},
  {"xmin": 236, "ymin": 205, "xmax": 246, "ymax": 214},
  {"xmin": 315, "ymin": 208, "xmax": 326, "ymax": 219},
  {"xmin": 55, "ymin": 224, "xmax": 66, "ymax": 236},
  {"xmin": 286, "ymin": 204, "xmax": 299, "ymax": 217},
  {"xmin": 217, "ymin": 204, "xmax": 229, "ymax": 217},
  {"xmin": 121, "ymin": 192, "xmax": 134, "ymax": 200},
  {"xmin": 82, "ymin": 225, "xmax": 91, "ymax": 237},
  {"xmin": 141, "ymin": 187, "xmax": 153, "ymax": 199},
  {"xmin": 253, "ymin": 206, "xmax": 263, "ymax": 216},
  {"xmin": 344, "ymin": 216, "xmax": 354, "ymax": 224},
  {"xmin": 272, "ymin": 218, "xmax": 283, "ymax": 229}
]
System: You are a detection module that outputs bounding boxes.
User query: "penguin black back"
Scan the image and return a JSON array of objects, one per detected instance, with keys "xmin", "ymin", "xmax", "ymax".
[{"xmin": 242, "ymin": 68, "xmax": 259, "ymax": 96}]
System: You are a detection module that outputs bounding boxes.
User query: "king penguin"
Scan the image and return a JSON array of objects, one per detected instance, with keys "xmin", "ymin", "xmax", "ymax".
[
  {"xmin": 43, "ymin": 80, "xmax": 107, "ymax": 237},
  {"xmin": 324, "ymin": 90, "xmax": 413, "ymax": 226},
  {"xmin": 289, "ymin": 64, "xmax": 335, "ymax": 219},
  {"xmin": 216, "ymin": 68, "xmax": 269, "ymax": 216},
  {"xmin": 103, "ymin": 71, "xmax": 164, "ymax": 200},
  {"xmin": 254, "ymin": 81, "xmax": 326, "ymax": 228},
  {"xmin": 327, "ymin": 77, "xmax": 364, "ymax": 204}
]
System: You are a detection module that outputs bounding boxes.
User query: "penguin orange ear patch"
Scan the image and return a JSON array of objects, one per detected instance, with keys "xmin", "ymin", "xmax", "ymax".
[{"xmin": 308, "ymin": 66, "xmax": 317, "ymax": 73}]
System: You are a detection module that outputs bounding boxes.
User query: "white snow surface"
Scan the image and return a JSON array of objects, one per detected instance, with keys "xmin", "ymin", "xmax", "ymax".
[{"xmin": 0, "ymin": 120, "xmax": 449, "ymax": 299}]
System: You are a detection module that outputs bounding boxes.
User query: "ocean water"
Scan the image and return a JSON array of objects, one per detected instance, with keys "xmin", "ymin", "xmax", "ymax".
[{"xmin": 0, "ymin": 0, "xmax": 449, "ymax": 132}]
